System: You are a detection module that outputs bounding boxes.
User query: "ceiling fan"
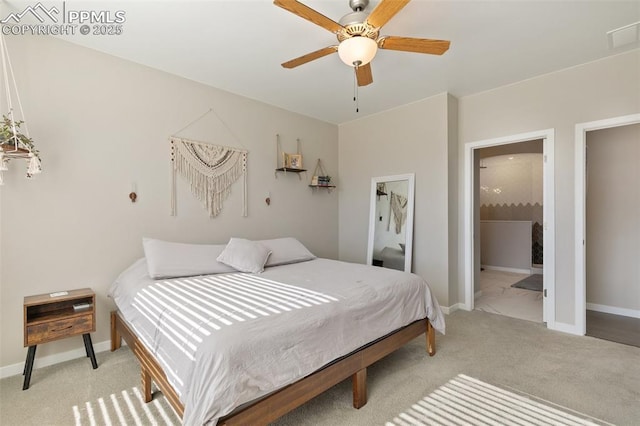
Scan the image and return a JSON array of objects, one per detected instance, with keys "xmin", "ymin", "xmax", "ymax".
[{"xmin": 274, "ymin": 0, "xmax": 450, "ymax": 86}]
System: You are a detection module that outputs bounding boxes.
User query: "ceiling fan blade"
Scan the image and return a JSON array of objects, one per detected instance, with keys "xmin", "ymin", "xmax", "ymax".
[
  {"xmin": 274, "ymin": 0, "xmax": 343, "ymax": 33},
  {"xmin": 281, "ymin": 46, "xmax": 338, "ymax": 68},
  {"xmin": 356, "ymin": 63, "xmax": 373, "ymax": 86},
  {"xmin": 366, "ymin": 0, "xmax": 411, "ymax": 29},
  {"xmin": 379, "ymin": 36, "xmax": 450, "ymax": 55}
]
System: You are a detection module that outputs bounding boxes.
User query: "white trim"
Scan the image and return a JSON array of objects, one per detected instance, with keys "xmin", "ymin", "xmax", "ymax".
[
  {"xmin": 481, "ymin": 265, "xmax": 530, "ymax": 275},
  {"xmin": 464, "ymin": 129, "xmax": 555, "ymax": 328},
  {"xmin": 366, "ymin": 173, "xmax": 415, "ymax": 273},
  {"xmin": 0, "ymin": 339, "xmax": 124, "ymax": 379},
  {"xmin": 586, "ymin": 303, "xmax": 640, "ymax": 319},
  {"xmin": 441, "ymin": 303, "xmax": 464, "ymax": 315},
  {"xmin": 463, "ymin": 143, "xmax": 475, "ymax": 311},
  {"xmin": 542, "ymin": 134, "xmax": 556, "ymax": 327},
  {"xmin": 574, "ymin": 113, "xmax": 640, "ymax": 335},
  {"xmin": 549, "ymin": 321, "xmax": 582, "ymax": 336}
]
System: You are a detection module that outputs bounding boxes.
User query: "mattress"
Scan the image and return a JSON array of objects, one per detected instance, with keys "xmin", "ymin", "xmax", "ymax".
[{"xmin": 109, "ymin": 257, "xmax": 445, "ymax": 425}]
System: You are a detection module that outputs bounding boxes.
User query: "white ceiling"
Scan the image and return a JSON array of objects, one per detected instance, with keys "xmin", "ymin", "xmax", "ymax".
[{"xmin": 25, "ymin": 1, "xmax": 640, "ymax": 123}]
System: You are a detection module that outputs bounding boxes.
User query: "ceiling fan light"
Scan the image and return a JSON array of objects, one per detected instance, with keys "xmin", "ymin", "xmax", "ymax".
[{"xmin": 338, "ymin": 36, "xmax": 378, "ymax": 67}]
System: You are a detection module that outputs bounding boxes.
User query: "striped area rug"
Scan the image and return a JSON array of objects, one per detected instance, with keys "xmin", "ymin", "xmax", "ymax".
[
  {"xmin": 72, "ymin": 386, "xmax": 180, "ymax": 426},
  {"xmin": 387, "ymin": 374, "xmax": 611, "ymax": 426}
]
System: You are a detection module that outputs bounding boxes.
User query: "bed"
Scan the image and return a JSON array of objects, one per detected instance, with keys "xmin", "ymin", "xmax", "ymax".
[{"xmin": 109, "ymin": 239, "xmax": 445, "ymax": 425}]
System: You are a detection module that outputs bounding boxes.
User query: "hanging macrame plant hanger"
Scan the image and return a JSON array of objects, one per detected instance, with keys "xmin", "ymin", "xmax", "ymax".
[
  {"xmin": 0, "ymin": 32, "xmax": 41, "ymax": 185},
  {"xmin": 170, "ymin": 108, "xmax": 248, "ymax": 218}
]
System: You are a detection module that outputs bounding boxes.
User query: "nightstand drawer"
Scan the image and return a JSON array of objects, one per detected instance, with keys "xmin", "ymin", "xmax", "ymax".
[{"xmin": 26, "ymin": 314, "xmax": 93, "ymax": 346}]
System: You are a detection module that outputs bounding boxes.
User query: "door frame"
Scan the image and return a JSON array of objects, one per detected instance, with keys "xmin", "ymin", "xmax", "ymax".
[
  {"xmin": 464, "ymin": 129, "xmax": 555, "ymax": 328},
  {"xmin": 574, "ymin": 113, "xmax": 640, "ymax": 335}
]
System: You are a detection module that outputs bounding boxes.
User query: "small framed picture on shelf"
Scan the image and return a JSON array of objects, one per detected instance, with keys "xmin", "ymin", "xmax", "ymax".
[{"xmin": 287, "ymin": 154, "xmax": 303, "ymax": 169}]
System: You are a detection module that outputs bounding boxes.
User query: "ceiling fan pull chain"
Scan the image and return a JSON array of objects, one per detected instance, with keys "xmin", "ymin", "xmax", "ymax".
[{"xmin": 353, "ymin": 66, "xmax": 359, "ymax": 113}]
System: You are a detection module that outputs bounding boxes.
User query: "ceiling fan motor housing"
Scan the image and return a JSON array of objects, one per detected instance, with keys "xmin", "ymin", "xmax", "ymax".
[{"xmin": 338, "ymin": 11, "xmax": 379, "ymax": 42}]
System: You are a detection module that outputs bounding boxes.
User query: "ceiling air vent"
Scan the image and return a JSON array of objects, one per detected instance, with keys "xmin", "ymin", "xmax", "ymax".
[{"xmin": 607, "ymin": 21, "xmax": 640, "ymax": 49}]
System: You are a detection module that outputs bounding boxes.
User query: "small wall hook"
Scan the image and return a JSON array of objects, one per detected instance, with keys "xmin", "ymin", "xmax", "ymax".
[{"xmin": 129, "ymin": 182, "xmax": 137, "ymax": 203}]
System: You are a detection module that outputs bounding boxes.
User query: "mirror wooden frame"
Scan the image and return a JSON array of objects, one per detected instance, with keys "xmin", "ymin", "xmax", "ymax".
[{"xmin": 366, "ymin": 173, "xmax": 415, "ymax": 272}]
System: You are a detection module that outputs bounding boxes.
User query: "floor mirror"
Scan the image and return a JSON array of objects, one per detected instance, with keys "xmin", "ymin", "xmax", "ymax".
[{"xmin": 366, "ymin": 173, "xmax": 415, "ymax": 272}]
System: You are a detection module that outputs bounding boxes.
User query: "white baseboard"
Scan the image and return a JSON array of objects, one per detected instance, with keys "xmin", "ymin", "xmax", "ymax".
[
  {"xmin": 530, "ymin": 267, "xmax": 543, "ymax": 275},
  {"xmin": 482, "ymin": 265, "xmax": 530, "ymax": 274},
  {"xmin": 548, "ymin": 321, "xmax": 582, "ymax": 336},
  {"xmin": 441, "ymin": 303, "xmax": 464, "ymax": 315},
  {"xmin": 0, "ymin": 339, "xmax": 123, "ymax": 379},
  {"xmin": 586, "ymin": 303, "xmax": 640, "ymax": 319}
]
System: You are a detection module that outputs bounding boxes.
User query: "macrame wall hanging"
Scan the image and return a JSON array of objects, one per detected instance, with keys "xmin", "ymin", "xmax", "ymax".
[{"xmin": 170, "ymin": 109, "xmax": 248, "ymax": 218}]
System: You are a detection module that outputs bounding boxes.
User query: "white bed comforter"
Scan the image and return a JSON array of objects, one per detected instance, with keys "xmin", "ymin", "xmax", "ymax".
[{"xmin": 109, "ymin": 258, "xmax": 445, "ymax": 425}]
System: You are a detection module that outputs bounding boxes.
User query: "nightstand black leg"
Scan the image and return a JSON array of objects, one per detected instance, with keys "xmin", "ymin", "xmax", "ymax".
[
  {"xmin": 22, "ymin": 345, "xmax": 37, "ymax": 390},
  {"xmin": 83, "ymin": 334, "xmax": 98, "ymax": 369}
]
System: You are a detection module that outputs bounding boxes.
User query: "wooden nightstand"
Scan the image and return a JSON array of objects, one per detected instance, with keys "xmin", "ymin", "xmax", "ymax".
[{"xmin": 23, "ymin": 288, "xmax": 98, "ymax": 390}]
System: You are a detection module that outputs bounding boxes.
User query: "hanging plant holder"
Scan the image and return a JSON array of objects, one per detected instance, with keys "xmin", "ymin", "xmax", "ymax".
[{"xmin": 0, "ymin": 32, "xmax": 41, "ymax": 184}]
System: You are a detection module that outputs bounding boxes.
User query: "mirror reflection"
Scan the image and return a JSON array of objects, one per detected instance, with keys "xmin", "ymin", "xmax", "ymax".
[{"xmin": 367, "ymin": 174, "xmax": 415, "ymax": 272}]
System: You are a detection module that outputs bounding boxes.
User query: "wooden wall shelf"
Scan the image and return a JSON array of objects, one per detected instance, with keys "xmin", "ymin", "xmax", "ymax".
[
  {"xmin": 275, "ymin": 167, "xmax": 307, "ymax": 179},
  {"xmin": 276, "ymin": 167, "xmax": 306, "ymax": 173},
  {"xmin": 309, "ymin": 184, "xmax": 336, "ymax": 193}
]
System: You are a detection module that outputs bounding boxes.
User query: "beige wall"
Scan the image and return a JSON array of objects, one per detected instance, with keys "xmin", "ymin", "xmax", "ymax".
[
  {"xmin": 338, "ymin": 93, "xmax": 457, "ymax": 306},
  {"xmin": 0, "ymin": 36, "xmax": 339, "ymax": 369},
  {"xmin": 338, "ymin": 50, "xmax": 640, "ymax": 322},
  {"xmin": 459, "ymin": 50, "xmax": 640, "ymax": 325},
  {"xmin": 586, "ymin": 124, "xmax": 640, "ymax": 312},
  {"xmin": 478, "ymin": 139, "xmax": 543, "ymax": 158},
  {"xmin": 447, "ymin": 94, "xmax": 459, "ymax": 305}
]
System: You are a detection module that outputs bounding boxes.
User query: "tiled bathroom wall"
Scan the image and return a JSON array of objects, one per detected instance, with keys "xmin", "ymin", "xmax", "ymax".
[{"xmin": 480, "ymin": 153, "xmax": 543, "ymax": 265}]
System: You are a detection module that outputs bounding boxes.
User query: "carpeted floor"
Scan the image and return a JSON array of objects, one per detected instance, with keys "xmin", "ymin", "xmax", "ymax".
[
  {"xmin": 387, "ymin": 374, "xmax": 610, "ymax": 425},
  {"xmin": 1, "ymin": 310, "xmax": 639, "ymax": 425},
  {"xmin": 72, "ymin": 385, "xmax": 181, "ymax": 425}
]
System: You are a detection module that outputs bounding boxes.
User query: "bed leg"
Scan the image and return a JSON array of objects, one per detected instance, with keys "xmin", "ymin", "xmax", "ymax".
[
  {"xmin": 427, "ymin": 320, "xmax": 436, "ymax": 356},
  {"xmin": 352, "ymin": 368, "xmax": 367, "ymax": 409},
  {"xmin": 111, "ymin": 311, "xmax": 121, "ymax": 351},
  {"xmin": 141, "ymin": 367, "xmax": 152, "ymax": 403}
]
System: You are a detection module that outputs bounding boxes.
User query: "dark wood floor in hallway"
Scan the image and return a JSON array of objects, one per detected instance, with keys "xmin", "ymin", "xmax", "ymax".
[{"xmin": 586, "ymin": 310, "xmax": 640, "ymax": 348}]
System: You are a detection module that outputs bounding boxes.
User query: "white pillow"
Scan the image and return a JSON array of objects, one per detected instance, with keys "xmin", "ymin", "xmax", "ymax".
[
  {"xmin": 217, "ymin": 238, "xmax": 272, "ymax": 273},
  {"xmin": 143, "ymin": 238, "xmax": 237, "ymax": 279},
  {"xmin": 108, "ymin": 258, "xmax": 148, "ymax": 299},
  {"xmin": 259, "ymin": 237, "xmax": 316, "ymax": 267}
]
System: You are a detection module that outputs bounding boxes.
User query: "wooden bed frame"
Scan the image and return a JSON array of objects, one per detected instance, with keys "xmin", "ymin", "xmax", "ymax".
[{"xmin": 111, "ymin": 310, "xmax": 435, "ymax": 425}]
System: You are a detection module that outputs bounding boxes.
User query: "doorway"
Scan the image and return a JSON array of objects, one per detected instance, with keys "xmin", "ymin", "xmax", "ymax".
[
  {"xmin": 464, "ymin": 129, "xmax": 555, "ymax": 328},
  {"xmin": 475, "ymin": 144, "xmax": 544, "ymax": 323},
  {"xmin": 575, "ymin": 114, "xmax": 640, "ymax": 343}
]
